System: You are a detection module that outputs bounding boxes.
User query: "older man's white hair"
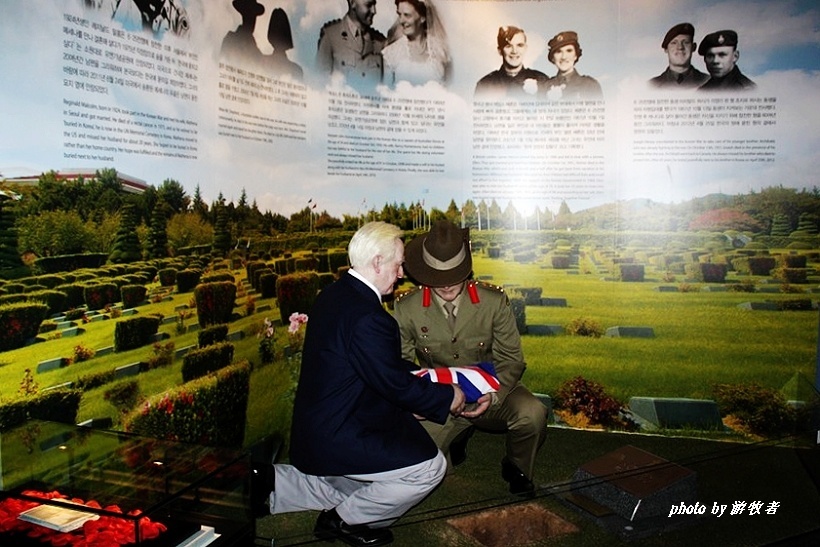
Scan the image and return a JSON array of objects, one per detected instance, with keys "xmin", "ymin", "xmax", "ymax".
[{"xmin": 348, "ymin": 221, "xmax": 403, "ymax": 270}]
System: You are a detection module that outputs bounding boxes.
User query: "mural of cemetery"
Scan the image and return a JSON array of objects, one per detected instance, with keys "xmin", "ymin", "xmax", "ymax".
[
  {"xmin": 1, "ymin": 174, "xmax": 819, "ymax": 545},
  {"xmin": 1, "ymin": 174, "xmax": 818, "ymax": 447}
]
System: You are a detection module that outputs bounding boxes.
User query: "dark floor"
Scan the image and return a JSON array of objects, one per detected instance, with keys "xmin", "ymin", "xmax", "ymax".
[{"xmin": 255, "ymin": 426, "xmax": 820, "ymax": 546}]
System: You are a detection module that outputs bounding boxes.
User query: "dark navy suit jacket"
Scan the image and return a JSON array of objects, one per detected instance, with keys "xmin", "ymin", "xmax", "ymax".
[{"xmin": 289, "ymin": 272, "xmax": 453, "ymax": 476}]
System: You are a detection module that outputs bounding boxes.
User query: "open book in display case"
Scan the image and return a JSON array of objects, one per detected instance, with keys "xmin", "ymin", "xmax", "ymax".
[{"xmin": 0, "ymin": 420, "xmax": 254, "ymax": 546}]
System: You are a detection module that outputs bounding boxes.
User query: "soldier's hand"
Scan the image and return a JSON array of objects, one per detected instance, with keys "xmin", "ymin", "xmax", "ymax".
[{"xmin": 461, "ymin": 393, "xmax": 491, "ymax": 419}]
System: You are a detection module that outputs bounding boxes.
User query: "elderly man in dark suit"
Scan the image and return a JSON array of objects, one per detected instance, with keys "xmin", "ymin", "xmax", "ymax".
[{"xmin": 256, "ymin": 221, "xmax": 485, "ymax": 547}]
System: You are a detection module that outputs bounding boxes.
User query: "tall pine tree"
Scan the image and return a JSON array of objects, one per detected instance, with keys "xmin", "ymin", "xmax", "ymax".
[
  {"xmin": 147, "ymin": 201, "xmax": 170, "ymax": 259},
  {"xmin": 212, "ymin": 205, "xmax": 231, "ymax": 257},
  {"xmin": 0, "ymin": 195, "xmax": 24, "ymax": 271},
  {"xmin": 109, "ymin": 203, "xmax": 142, "ymax": 263}
]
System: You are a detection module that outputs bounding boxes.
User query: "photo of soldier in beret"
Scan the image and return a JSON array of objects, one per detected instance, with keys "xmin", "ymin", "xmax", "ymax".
[
  {"xmin": 697, "ymin": 29, "xmax": 756, "ymax": 91},
  {"xmin": 649, "ymin": 22, "xmax": 709, "ymax": 89}
]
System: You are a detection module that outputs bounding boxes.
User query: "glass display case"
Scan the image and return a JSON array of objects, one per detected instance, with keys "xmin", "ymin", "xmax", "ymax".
[{"xmin": 0, "ymin": 420, "xmax": 253, "ymax": 546}]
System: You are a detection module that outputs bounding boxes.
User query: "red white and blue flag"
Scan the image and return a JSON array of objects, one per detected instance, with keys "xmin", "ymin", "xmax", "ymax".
[{"xmin": 413, "ymin": 362, "xmax": 500, "ymax": 403}]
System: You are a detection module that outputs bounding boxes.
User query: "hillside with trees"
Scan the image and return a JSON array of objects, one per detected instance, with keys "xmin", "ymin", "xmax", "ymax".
[{"xmin": 1, "ymin": 170, "xmax": 819, "ymax": 273}]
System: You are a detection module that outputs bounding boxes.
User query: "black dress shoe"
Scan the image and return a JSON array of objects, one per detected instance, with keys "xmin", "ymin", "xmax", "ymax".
[
  {"xmin": 501, "ymin": 457, "xmax": 535, "ymax": 496},
  {"xmin": 448, "ymin": 427, "xmax": 474, "ymax": 467},
  {"xmin": 249, "ymin": 434, "xmax": 282, "ymax": 518},
  {"xmin": 314, "ymin": 508, "xmax": 394, "ymax": 546}
]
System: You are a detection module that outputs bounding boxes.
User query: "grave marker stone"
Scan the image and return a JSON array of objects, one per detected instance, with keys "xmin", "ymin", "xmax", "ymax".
[
  {"xmin": 605, "ymin": 326, "xmax": 655, "ymax": 338},
  {"xmin": 629, "ymin": 397, "xmax": 723, "ymax": 430},
  {"xmin": 569, "ymin": 445, "xmax": 697, "ymax": 521}
]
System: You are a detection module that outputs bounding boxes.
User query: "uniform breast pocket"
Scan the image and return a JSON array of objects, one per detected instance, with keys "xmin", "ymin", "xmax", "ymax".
[
  {"xmin": 463, "ymin": 336, "xmax": 491, "ymax": 363},
  {"xmin": 415, "ymin": 342, "xmax": 446, "ymax": 367}
]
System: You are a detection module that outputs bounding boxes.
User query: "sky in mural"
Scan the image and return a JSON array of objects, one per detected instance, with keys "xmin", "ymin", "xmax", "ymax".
[{"xmin": 0, "ymin": 0, "xmax": 818, "ymax": 218}]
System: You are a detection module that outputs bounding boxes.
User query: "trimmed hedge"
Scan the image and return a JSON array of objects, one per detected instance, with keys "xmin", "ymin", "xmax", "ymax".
[
  {"xmin": 0, "ymin": 388, "xmax": 83, "ymax": 432},
  {"xmin": 328, "ymin": 251, "xmax": 348, "ymax": 274},
  {"xmin": 34, "ymin": 274, "xmax": 67, "ymax": 289},
  {"xmin": 259, "ymin": 272, "xmax": 279, "ymax": 299},
  {"xmin": 176, "ymin": 269, "xmax": 202, "ymax": 293},
  {"xmin": 121, "ymin": 284, "xmax": 148, "ymax": 308},
  {"xmin": 276, "ymin": 272, "xmax": 320, "ymax": 325},
  {"xmin": 685, "ymin": 262, "xmax": 728, "ymax": 283},
  {"xmin": 551, "ymin": 254, "xmax": 571, "ymax": 269},
  {"xmin": 617, "ymin": 263, "xmax": 645, "ymax": 282},
  {"xmin": 778, "ymin": 254, "xmax": 808, "ymax": 268},
  {"xmin": 734, "ymin": 256, "xmax": 777, "ymax": 276},
  {"xmin": 0, "ymin": 302, "xmax": 49, "ymax": 351},
  {"xmin": 252, "ymin": 267, "xmax": 274, "ymax": 291},
  {"xmin": 0, "ymin": 293, "xmax": 28, "ymax": 306},
  {"xmin": 84, "ymin": 282, "xmax": 119, "ymax": 310},
  {"xmin": 201, "ymin": 272, "xmax": 235, "ymax": 284},
  {"xmin": 771, "ymin": 267, "xmax": 809, "ymax": 284},
  {"xmin": 181, "ymin": 341, "xmax": 235, "ymax": 382},
  {"xmin": 158, "ymin": 268, "xmax": 177, "ymax": 287},
  {"xmin": 245, "ymin": 260, "xmax": 267, "ymax": 286},
  {"xmin": 194, "ymin": 281, "xmax": 237, "ymax": 328},
  {"xmin": 124, "ymin": 360, "xmax": 251, "ymax": 448},
  {"xmin": 114, "ymin": 315, "xmax": 161, "ymax": 352},
  {"xmin": 33, "ymin": 253, "xmax": 108, "ymax": 274},
  {"xmin": 55, "ymin": 283, "xmax": 86, "ymax": 310},
  {"xmin": 25, "ymin": 290, "xmax": 68, "ymax": 316},
  {"xmin": 198, "ymin": 324, "xmax": 229, "ymax": 348},
  {"xmin": 507, "ymin": 291, "xmax": 527, "ymax": 335}
]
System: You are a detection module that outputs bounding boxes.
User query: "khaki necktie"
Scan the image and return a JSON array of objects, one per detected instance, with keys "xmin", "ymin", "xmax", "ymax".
[{"xmin": 444, "ymin": 302, "xmax": 456, "ymax": 330}]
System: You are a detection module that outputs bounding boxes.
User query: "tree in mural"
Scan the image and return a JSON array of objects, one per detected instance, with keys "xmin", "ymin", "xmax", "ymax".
[
  {"xmin": 156, "ymin": 178, "xmax": 190, "ymax": 214},
  {"xmin": 0, "ymin": 194, "xmax": 24, "ymax": 271},
  {"xmin": 191, "ymin": 184, "xmax": 209, "ymax": 221},
  {"xmin": 770, "ymin": 213, "xmax": 792, "ymax": 236},
  {"xmin": 212, "ymin": 205, "xmax": 232, "ymax": 256},
  {"xmin": 688, "ymin": 208, "xmax": 765, "ymax": 233},
  {"xmin": 794, "ymin": 212, "xmax": 818, "ymax": 235},
  {"xmin": 147, "ymin": 201, "xmax": 170, "ymax": 259},
  {"xmin": 109, "ymin": 203, "xmax": 142, "ymax": 263}
]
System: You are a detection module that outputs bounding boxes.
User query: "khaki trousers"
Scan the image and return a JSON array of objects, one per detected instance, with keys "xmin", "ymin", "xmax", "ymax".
[{"xmin": 422, "ymin": 383, "xmax": 547, "ymax": 479}]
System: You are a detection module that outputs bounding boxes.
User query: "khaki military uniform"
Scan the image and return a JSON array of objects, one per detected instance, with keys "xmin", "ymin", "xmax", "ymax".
[
  {"xmin": 317, "ymin": 15, "xmax": 385, "ymax": 89},
  {"xmin": 394, "ymin": 282, "xmax": 547, "ymax": 479}
]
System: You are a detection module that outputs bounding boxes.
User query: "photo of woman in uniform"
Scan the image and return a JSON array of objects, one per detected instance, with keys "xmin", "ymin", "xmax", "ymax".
[{"xmin": 544, "ymin": 30, "xmax": 603, "ymax": 101}]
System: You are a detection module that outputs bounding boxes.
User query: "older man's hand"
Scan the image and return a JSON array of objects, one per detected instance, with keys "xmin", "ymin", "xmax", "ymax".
[{"xmin": 449, "ymin": 385, "xmax": 466, "ymax": 416}]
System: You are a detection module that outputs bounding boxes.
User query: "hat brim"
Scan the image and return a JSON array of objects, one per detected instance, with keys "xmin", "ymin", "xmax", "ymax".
[{"xmin": 404, "ymin": 233, "xmax": 473, "ymax": 287}]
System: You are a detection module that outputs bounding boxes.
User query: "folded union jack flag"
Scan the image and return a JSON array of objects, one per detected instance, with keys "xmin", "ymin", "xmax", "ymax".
[{"xmin": 412, "ymin": 362, "xmax": 500, "ymax": 403}]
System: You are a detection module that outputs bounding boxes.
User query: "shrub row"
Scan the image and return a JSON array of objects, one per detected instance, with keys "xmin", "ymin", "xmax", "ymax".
[
  {"xmin": 198, "ymin": 324, "xmax": 228, "ymax": 348},
  {"xmin": 114, "ymin": 315, "xmax": 161, "ymax": 352},
  {"xmin": 0, "ymin": 388, "xmax": 83, "ymax": 432},
  {"xmin": 194, "ymin": 281, "xmax": 237, "ymax": 327},
  {"xmin": 617, "ymin": 263, "xmax": 645, "ymax": 282},
  {"xmin": 33, "ymin": 253, "xmax": 109, "ymax": 274},
  {"xmin": 181, "ymin": 341, "xmax": 235, "ymax": 382},
  {"xmin": 0, "ymin": 302, "xmax": 49, "ymax": 351},
  {"xmin": 276, "ymin": 272, "xmax": 320, "ymax": 325},
  {"xmin": 685, "ymin": 262, "xmax": 728, "ymax": 283},
  {"xmin": 123, "ymin": 360, "xmax": 251, "ymax": 448}
]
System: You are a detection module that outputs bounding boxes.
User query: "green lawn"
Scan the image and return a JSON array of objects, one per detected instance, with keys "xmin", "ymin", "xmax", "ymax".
[
  {"xmin": 467, "ymin": 253, "xmax": 818, "ymax": 402},
  {"xmin": 2, "ymin": 251, "xmax": 819, "ymax": 546},
  {"xmin": 1, "ymin": 249, "xmax": 818, "ymax": 450}
]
